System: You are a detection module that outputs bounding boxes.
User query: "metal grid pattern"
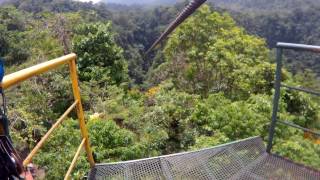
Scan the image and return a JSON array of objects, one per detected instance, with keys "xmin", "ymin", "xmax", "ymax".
[{"xmin": 88, "ymin": 137, "xmax": 320, "ymax": 180}]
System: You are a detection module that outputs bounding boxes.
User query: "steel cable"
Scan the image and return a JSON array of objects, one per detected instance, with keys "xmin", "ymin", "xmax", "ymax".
[{"xmin": 146, "ymin": 0, "xmax": 207, "ymax": 54}]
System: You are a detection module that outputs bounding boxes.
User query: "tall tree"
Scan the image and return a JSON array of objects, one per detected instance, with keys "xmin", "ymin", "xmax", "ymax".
[
  {"xmin": 73, "ymin": 22, "xmax": 129, "ymax": 86},
  {"xmin": 153, "ymin": 5, "xmax": 274, "ymax": 98}
]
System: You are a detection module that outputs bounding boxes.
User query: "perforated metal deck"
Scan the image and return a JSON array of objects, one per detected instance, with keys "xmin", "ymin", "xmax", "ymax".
[{"xmin": 88, "ymin": 137, "xmax": 320, "ymax": 180}]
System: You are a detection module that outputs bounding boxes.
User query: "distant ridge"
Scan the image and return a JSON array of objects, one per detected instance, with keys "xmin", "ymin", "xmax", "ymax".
[{"xmin": 209, "ymin": 0, "xmax": 320, "ymax": 12}]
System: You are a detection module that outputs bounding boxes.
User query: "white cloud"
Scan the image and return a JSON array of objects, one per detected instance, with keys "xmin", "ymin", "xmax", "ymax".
[{"xmin": 75, "ymin": 0, "xmax": 101, "ymax": 3}]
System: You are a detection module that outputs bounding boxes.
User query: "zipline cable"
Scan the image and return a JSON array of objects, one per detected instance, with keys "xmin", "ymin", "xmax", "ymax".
[{"xmin": 146, "ymin": 0, "xmax": 207, "ymax": 54}]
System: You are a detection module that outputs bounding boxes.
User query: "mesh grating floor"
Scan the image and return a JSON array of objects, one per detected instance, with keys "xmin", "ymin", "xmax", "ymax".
[{"xmin": 88, "ymin": 137, "xmax": 320, "ymax": 180}]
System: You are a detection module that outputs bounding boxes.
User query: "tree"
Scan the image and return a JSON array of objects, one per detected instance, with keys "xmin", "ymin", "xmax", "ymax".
[
  {"xmin": 0, "ymin": 6, "xmax": 30, "ymax": 63},
  {"xmin": 73, "ymin": 22, "xmax": 129, "ymax": 86},
  {"xmin": 1, "ymin": 0, "xmax": 318, "ymax": 177},
  {"xmin": 211, "ymin": 0, "xmax": 320, "ymax": 76},
  {"xmin": 159, "ymin": 5, "xmax": 273, "ymax": 98},
  {"xmin": 0, "ymin": 25, "xmax": 9, "ymax": 57},
  {"xmin": 141, "ymin": 87, "xmax": 199, "ymax": 153}
]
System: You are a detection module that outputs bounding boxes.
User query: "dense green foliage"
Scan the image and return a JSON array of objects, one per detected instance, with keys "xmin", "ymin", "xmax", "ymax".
[
  {"xmin": 159, "ymin": 6, "xmax": 273, "ymax": 98},
  {"xmin": 73, "ymin": 22, "xmax": 129, "ymax": 86},
  {"xmin": 0, "ymin": 0, "xmax": 319, "ymax": 179},
  {"xmin": 211, "ymin": 0, "xmax": 320, "ymax": 75}
]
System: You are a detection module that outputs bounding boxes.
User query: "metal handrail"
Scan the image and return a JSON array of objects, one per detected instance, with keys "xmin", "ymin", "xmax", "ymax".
[
  {"xmin": 1, "ymin": 54, "xmax": 95, "ymax": 177},
  {"xmin": 276, "ymin": 42, "xmax": 320, "ymax": 52},
  {"xmin": 281, "ymin": 84, "xmax": 320, "ymax": 96},
  {"xmin": 267, "ymin": 42, "xmax": 320, "ymax": 153},
  {"xmin": 277, "ymin": 120, "xmax": 320, "ymax": 137},
  {"xmin": 2, "ymin": 54, "xmax": 76, "ymax": 89}
]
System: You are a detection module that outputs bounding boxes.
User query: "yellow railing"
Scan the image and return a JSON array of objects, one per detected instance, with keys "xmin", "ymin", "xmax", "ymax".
[{"xmin": 1, "ymin": 54, "xmax": 95, "ymax": 179}]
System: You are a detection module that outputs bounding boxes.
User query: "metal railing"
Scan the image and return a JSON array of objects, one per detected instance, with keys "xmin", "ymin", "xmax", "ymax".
[
  {"xmin": 1, "ymin": 54, "xmax": 95, "ymax": 179},
  {"xmin": 267, "ymin": 42, "xmax": 320, "ymax": 153}
]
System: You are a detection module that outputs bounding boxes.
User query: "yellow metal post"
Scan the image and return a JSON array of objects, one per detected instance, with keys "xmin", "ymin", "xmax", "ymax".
[
  {"xmin": 64, "ymin": 138, "xmax": 86, "ymax": 180},
  {"xmin": 68, "ymin": 57, "xmax": 95, "ymax": 167}
]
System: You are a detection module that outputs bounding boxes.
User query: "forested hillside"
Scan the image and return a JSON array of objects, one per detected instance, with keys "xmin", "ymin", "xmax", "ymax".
[
  {"xmin": 210, "ymin": 0, "xmax": 320, "ymax": 75},
  {"xmin": 0, "ymin": 0, "xmax": 319, "ymax": 179}
]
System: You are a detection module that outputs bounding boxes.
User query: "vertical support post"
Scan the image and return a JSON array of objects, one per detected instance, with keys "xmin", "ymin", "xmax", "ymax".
[
  {"xmin": 68, "ymin": 57, "xmax": 95, "ymax": 167},
  {"xmin": 267, "ymin": 48, "xmax": 283, "ymax": 153}
]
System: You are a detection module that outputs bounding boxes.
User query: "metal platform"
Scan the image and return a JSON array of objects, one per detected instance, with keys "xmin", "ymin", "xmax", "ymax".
[{"xmin": 88, "ymin": 137, "xmax": 320, "ymax": 180}]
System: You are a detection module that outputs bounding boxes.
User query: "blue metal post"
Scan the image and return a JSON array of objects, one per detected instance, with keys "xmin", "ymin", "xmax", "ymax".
[{"xmin": 267, "ymin": 48, "xmax": 283, "ymax": 153}]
